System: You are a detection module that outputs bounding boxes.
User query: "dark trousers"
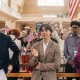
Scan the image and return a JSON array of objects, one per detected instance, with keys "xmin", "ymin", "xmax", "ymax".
[
  {"xmin": 8, "ymin": 77, "xmax": 18, "ymax": 80},
  {"xmin": 7, "ymin": 60, "xmax": 20, "ymax": 80},
  {"xmin": 65, "ymin": 62, "xmax": 79, "ymax": 80}
]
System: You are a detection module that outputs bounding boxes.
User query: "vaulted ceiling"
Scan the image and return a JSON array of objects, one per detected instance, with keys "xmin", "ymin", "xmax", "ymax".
[
  {"xmin": 22, "ymin": 0, "xmax": 68, "ymax": 17},
  {"xmin": 16, "ymin": 0, "xmax": 72, "ymax": 33}
]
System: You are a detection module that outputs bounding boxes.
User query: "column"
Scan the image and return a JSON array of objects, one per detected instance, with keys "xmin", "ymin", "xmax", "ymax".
[
  {"xmin": 5, "ymin": 20, "xmax": 16, "ymax": 29},
  {"xmin": 8, "ymin": 0, "xmax": 11, "ymax": 7},
  {"xmin": 59, "ymin": 21, "xmax": 63, "ymax": 29}
]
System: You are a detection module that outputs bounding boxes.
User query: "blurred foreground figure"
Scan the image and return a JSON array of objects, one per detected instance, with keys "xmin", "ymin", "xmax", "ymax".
[
  {"xmin": 0, "ymin": 32, "xmax": 19, "ymax": 80},
  {"xmin": 7, "ymin": 29, "xmax": 21, "ymax": 80}
]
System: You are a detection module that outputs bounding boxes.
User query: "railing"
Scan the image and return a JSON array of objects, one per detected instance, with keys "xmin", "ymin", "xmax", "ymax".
[
  {"xmin": 6, "ymin": 73, "xmax": 80, "ymax": 77},
  {"xmin": 6, "ymin": 63, "xmax": 80, "ymax": 79}
]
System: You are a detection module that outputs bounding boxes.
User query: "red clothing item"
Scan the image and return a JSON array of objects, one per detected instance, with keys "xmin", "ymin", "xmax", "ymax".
[
  {"xmin": 20, "ymin": 54, "xmax": 33, "ymax": 72},
  {"xmin": 21, "ymin": 55, "xmax": 30, "ymax": 63}
]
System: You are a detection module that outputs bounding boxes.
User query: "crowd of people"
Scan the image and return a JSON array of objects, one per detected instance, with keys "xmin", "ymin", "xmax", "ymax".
[{"xmin": 0, "ymin": 20, "xmax": 80, "ymax": 80}]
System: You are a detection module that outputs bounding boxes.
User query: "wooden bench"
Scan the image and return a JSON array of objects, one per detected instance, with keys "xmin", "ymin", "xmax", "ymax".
[
  {"xmin": 6, "ymin": 73, "xmax": 80, "ymax": 77},
  {"xmin": 20, "ymin": 63, "xmax": 66, "ymax": 72}
]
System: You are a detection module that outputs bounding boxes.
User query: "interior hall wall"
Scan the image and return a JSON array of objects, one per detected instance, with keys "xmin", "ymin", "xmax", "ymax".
[
  {"xmin": 0, "ymin": 22, "xmax": 5, "ymax": 29},
  {"xmin": 16, "ymin": 23, "xmax": 22, "ymax": 31}
]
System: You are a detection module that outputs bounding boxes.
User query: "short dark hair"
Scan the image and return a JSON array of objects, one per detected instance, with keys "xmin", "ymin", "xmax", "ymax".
[
  {"xmin": 70, "ymin": 21, "xmax": 79, "ymax": 27},
  {"xmin": 39, "ymin": 24, "xmax": 53, "ymax": 33}
]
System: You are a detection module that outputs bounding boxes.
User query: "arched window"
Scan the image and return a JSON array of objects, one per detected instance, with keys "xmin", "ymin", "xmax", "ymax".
[{"xmin": 38, "ymin": 0, "xmax": 64, "ymax": 6}]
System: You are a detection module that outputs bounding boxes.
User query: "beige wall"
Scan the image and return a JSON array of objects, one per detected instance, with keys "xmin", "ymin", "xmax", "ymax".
[
  {"xmin": 5, "ymin": 20, "xmax": 16, "ymax": 29},
  {"xmin": 0, "ymin": 22, "xmax": 5, "ymax": 29},
  {"xmin": 11, "ymin": 0, "xmax": 24, "ymax": 12},
  {"xmin": 30, "ymin": 25, "xmax": 36, "ymax": 32},
  {"xmin": 24, "ymin": 23, "xmax": 36, "ymax": 32},
  {"xmin": 16, "ymin": 23, "xmax": 22, "ymax": 31},
  {"xmin": 16, "ymin": 22, "xmax": 36, "ymax": 32}
]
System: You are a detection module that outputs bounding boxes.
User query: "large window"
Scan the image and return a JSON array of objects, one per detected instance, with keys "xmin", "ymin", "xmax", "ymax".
[
  {"xmin": 38, "ymin": 0, "xmax": 64, "ymax": 6},
  {"xmin": 43, "ymin": 15, "xmax": 57, "ymax": 18}
]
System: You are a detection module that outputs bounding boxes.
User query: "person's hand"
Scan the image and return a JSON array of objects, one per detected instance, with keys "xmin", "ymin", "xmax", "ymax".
[
  {"xmin": 7, "ymin": 65, "xmax": 13, "ymax": 73},
  {"xmin": 67, "ymin": 56, "xmax": 71, "ymax": 60},
  {"xmin": 71, "ymin": 63, "xmax": 75, "ymax": 68},
  {"xmin": 36, "ymin": 62, "xmax": 41, "ymax": 69},
  {"xmin": 67, "ymin": 56, "xmax": 72, "ymax": 64},
  {"xmin": 67, "ymin": 59, "xmax": 75, "ymax": 68},
  {"xmin": 31, "ymin": 48, "xmax": 38, "ymax": 57},
  {"xmin": 67, "ymin": 59, "xmax": 72, "ymax": 64},
  {"xmin": 21, "ymin": 47, "xmax": 24, "ymax": 51}
]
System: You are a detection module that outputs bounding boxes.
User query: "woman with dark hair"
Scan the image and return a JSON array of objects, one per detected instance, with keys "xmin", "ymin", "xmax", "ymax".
[
  {"xmin": 20, "ymin": 37, "xmax": 31, "ymax": 70},
  {"xmin": 7, "ymin": 29, "xmax": 21, "ymax": 80}
]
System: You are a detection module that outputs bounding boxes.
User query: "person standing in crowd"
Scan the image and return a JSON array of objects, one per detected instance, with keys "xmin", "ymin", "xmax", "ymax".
[
  {"xmin": 64, "ymin": 21, "xmax": 80, "ymax": 80},
  {"xmin": 20, "ymin": 37, "xmax": 31, "ymax": 71},
  {"xmin": 7, "ymin": 29, "xmax": 21, "ymax": 80},
  {"xmin": 29, "ymin": 24, "xmax": 61, "ymax": 80},
  {"xmin": 0, "ymin": 31, "xmax": 19, "ymax": 80},
  {"xmin": 19, "ymin": 31, "xmax": 27, "ymax": 43},
  {"xmin": 53, "ymin": 31, "xmax": 67, "ymax": 72}
]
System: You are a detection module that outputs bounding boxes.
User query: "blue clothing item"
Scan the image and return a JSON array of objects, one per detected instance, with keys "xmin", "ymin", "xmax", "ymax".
[{"xmin": 64, "ymin": 34, "xmax": 80, "ymax": 61}]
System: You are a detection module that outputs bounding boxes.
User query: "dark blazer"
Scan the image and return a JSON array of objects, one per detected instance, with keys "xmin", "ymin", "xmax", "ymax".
[{"xmin": 0, "ymin": 33, "xmax": 19, "ymax": 73}]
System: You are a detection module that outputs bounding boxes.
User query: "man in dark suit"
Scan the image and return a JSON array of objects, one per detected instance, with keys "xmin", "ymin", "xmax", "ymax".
[{"xmin": 0, "ymin": 32, "xmax": 19, "ymax": 80}]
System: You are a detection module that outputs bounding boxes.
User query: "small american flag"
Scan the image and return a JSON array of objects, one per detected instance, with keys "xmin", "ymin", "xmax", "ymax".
[
  {"xmin": 68, "ymin": 0, "xmax": 80, "ymax": 20},
  {"xmin": 26, "ymin": 33, "xmax": 35, "ymax": 43}
]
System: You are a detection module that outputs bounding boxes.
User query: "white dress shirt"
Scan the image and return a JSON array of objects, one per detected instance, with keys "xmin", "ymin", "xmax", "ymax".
[{"xmin": 43, "ymin": 42, "xmax": 48, "ymax": 54}]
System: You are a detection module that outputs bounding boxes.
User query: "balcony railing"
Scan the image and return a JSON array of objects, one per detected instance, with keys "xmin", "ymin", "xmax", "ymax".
[{"xmin": 0, "ymin": 1, "xmax": 21, "ymax": 19}]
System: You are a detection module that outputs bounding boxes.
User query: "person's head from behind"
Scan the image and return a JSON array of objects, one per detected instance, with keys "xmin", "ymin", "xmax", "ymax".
[
  {"xmin": 8, "ymin": 29, "xmax": 20, "ymax": 39},
  {"xmin": 70, "ymin": 21, "xmax": 79, "ymax": 37},
  {"xmin": 39, "ymin": 24, "xmax": 53, "ymax": 39}
]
